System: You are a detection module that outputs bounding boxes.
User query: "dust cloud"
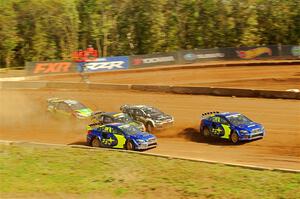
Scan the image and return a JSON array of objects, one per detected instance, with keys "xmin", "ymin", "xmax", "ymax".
[{"xmin": 0, "ymin": 90, "xmax": 87, "ymax": 144}]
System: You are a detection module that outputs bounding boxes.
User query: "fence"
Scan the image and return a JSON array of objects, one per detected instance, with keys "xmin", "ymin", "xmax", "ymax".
[{"xmin": 25, "ymin": 45, "xmax": 300, "ymax": 74}]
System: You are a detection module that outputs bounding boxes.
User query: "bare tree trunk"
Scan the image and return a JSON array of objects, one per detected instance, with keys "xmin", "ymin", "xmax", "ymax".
[
  {"xmin": 95, "ymin": 38, "xmax": 101, "ymax": 57},
  {"xmin": 103, "ymin": 32, "xmax": 108, "ymax": 57}
]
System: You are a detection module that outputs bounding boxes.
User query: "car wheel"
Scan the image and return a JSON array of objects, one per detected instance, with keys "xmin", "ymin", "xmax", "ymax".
[
  {"xmin": 91, "ymin": 138, "xmax": 101, "ymax": 147},
  {"xmin": 126, "ymin": 140, "xmax": 135, "ymax": 151},
  {"xmin": 230, "ymin": 131, "xmax": 239, "ymax": 144},
  {"xmin": 146, "ymin": 122, "xmax": 154, "ymax": 133},
  {"xmin": 202, "ymin": 127, "xmax": 210, "ymax": 137}
]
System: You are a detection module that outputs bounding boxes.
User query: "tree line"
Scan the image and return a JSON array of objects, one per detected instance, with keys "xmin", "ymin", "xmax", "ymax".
[{"xmin": 0, "ymin": 0, "xmax": 299, "ymax": 67}]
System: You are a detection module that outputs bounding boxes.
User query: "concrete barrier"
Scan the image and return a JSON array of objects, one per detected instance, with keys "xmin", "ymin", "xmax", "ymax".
[
  {"xmin": 258, "ymin": 90, "xmax": 300, "ymax": 99},
  {"xmin": 211, "ymin": 87, "xmax": 259, "ymax": 98},
  {"xmin": 46, "ymin": 82, "xmax": 89, "ymax": 90},
  {"xmin": 0, "ymin": 81, "xmax": 47, "ymax": 89},
  {"xmin": 88, "ymin": 83, "xmax": 131, "ymax": 90},
  {"xmin": 0, "ymin": 80, "xmax": 299, "ymax": 100},
  {"xmin": 131, "ymin": 85, "xmax": 171, "ymax": 93},
  {"xmin": 170, "ymin": 86, "xmax": 212, "ymax": 95}
]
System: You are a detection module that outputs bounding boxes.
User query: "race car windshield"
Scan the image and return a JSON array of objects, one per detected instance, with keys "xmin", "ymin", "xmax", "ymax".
[
  {"xmin": 119, "ymin": 125, "xmax": 140, "ymax": 135},
  {"xmin": 114, "ymin": 114, "xmax": 133, "ymax": 123},
  {"xmin": 143, "ymin": 107, "xmax": 162, "ymax": 115},
  {"xmin": 69, "ymin": 102, "xmax": 87, "ymax": 110},
  {"xmin": 226, "ymin": 114, "xmax": 252, "ymax": 126}
]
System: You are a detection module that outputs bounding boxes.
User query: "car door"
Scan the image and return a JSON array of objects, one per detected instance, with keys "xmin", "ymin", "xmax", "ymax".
[
  {"xmin": 56, "ymin": 102, "xmax": 72, "ymax": 117},
  {"xmin": 134, "ymin": 109, "xmax": 147, "ymax": 123},
  {"xmin": 219, "ymin": 117, "xmax": 231, "ymax": 139},
  {"xmin": 110, "ymin": 127, "xmax": 127, "ymax": 149},
  {"xmin": 209, "ymin": 116, "xmax": 225, "ymax": 137},
  {"xmin": 99, "ymin": 126, "xmax": 117, "ymax": 148}
]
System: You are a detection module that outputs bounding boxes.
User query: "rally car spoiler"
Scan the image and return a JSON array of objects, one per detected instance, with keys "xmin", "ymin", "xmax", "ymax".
[
  {"xmin": 92, "ymin": 110, "xmax": 104, "ymax": 116},
  {"xmin": 201, "ymin": 111, "xmax": 220, "ymax": 118},
  {"xmin": 47, "ymin": 97, "xmax": 61, "ymax": 103},
  {"xmin": 120, "ymin": 104, "xmax": 129, "ymax": 111}
]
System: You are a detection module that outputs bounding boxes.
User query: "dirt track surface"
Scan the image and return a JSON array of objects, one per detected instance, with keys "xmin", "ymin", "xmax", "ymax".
[
  {"xmin": 42, "ymin": 64, "xmax": 300, "ymax": 90},
  {"xmin": 1, "ymin": 89, "xmax": 299, "ymax": 170}
]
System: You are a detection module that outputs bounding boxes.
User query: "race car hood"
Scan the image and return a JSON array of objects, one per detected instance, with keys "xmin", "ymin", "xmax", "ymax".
[
  {"xmin": 128, "ymin": 121, "xmax": 145, "ymax": 131},
  {"xmin": 75, "ymin": 108, "xmax": 93, "ymax": 117},
  {"xmin": 130, "ymin": 132, "xmax": 155, "ymax": 141},
  {"xmin": 236, "ymin": 122, "xmax": 264, "ymax": 133}
]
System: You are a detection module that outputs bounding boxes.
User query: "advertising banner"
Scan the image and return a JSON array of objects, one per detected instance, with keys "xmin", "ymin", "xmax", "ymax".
[
  {"xmin": 129, "ymin": 52, "xmax": 178, "ymax": 68},
  {"xmin": 180, "ymin": 48, "xmax": 226, "ymax": 63},
  {"xmin": 82, "ymin": 56, "xmax": 129, "ymax": 72},
  {"xmin": 225, "ymin": 45, "xmax": 279, "ymax": 60},
  {"xmin": 281, "ymin": 45, "xmax": 300, "ymax": 59},
  {"xmin": 26, "ymin": 61, "xmax": 76, "ymax": 75}
]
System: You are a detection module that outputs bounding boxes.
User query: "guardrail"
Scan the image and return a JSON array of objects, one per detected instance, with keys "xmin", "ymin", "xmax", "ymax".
[{"xmin": 1, "ymin": 81, "xmax": 299, "ymax": 100}]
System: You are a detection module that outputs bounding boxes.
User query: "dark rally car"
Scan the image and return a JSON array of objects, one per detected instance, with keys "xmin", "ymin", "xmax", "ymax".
[
  {"xmin": 120, "ymin": 104, "xmax": 174, "ymax": 132},
  {"xmin": 89, "ymin": 111, "xmax": 145, "ymax": 132}
]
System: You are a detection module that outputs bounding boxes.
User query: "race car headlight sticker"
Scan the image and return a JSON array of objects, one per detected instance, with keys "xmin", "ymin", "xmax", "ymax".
[
  {"xmin": 239, "ymin": 130, "xmax": 248, "ymax": 134},
  {"xmin": 137, "ymin": 139, "xmax": 145, "ymax": 143}
]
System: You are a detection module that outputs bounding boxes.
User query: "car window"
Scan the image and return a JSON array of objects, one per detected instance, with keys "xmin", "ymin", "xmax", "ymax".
[
  {"xmin": 128, "ymin": 109, "xmax": 135, "ymax": 115},
  {"xmin": 211, "ymin": 116, "xmax": 221, "ymax": 123},
  {"xmin": 57, "ymin": 102, "xmax": 70, "ymax": 112},
  {"xmin": 111, "ymin": 127, "xmax": 123, "ymax": 135},
  {"xmin": 134, "ymin": 109, "xmax": 144, "ymax": 116},
  {"xmin": 103, "ymin": 116, "xmax": 113, "ymax": 123},
  {"xmin": 220, "ymin": 117, "xmax": 229, "ymax": 125}
]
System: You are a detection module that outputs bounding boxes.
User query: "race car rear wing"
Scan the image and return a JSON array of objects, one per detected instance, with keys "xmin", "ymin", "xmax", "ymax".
[
  {"xmin": 201, "ymin": 111, "xmax": 220, "ymax": 118},
  {"xmin": 120, "ymin": 104, "xmax": 130, "ymax": 112},
  {"xmin": 91, "ymin": 110, "xmax": 104, "ymax": 116}
]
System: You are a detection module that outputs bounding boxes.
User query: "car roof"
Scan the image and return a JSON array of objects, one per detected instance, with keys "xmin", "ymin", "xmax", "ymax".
[
  {"xmin": 202, "ymin": 112, "xmax": 241, "ymax": 118},
  {"xmin": 100, "ymin": 112, "xmax": 126, "ymax": 117},
  {"xmin": 48, "ymin": 98, "xmax": 80, "ymax": 104},
  {"xmin": 217, "ymin": 112, "xmax": 241, "ymax": 117},
  {"xmin": 63, "ymin": 100, "xmax": 81, "ymax": 105},
  {"xmin": 105, "ymin": 123, "xmax": 123, "ymax": 127},
  {"xmin": 126, "ymin": 105, "xmax": 151, "ymax": 109}
]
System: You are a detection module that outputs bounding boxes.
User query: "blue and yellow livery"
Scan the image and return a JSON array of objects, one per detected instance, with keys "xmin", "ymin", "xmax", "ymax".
[
  {"xmin": 87, "ymin": 123, "xmax": 157, "ymax": 150},
  {"xmin": 200, "ymin": 112, "xmax": 265, "ymax": 144}
]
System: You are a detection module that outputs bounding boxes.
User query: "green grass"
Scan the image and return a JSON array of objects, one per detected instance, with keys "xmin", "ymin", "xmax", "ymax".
[{"xmin": 0, "ymin": 144, "xmax": 299, "ymax": 199}]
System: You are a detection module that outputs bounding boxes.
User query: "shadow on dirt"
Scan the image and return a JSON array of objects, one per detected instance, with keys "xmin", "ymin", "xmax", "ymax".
[
  {"xmin": 68, "ymin": 141, "xmax": 87, "ymax": 146},
  {"xmin": 67, "ymin": 141, "xmax": 155, "ymax": 152},
  {"xmin": 178, "ymin": 127, "xmax": 246, "ymax": 146}
]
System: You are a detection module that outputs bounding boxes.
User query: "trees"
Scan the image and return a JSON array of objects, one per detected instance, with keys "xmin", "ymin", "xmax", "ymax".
[
  {"xmin": 0, "ymin": 0, "xmax": 19, "ymax": 67},
  {"xmin": 0, "ymin": 0, "xmax": 299, "ymax": 67}
]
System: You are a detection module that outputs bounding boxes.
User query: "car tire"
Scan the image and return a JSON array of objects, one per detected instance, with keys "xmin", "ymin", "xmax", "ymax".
[
  {"xmin": 91, "ymin": 138, "xmax": 101, "ymax": 147},
  {"xmin": 126, "ymin": 140, "xmax": 135, "ymax": 151},
  {"xmin": 230, "ymin": 131, "xmax": 239, "ymax": 144},
  {"xmin": 202, "ymin": 127, "xmax": 210, "ymax": 138},
  {"xmin": 146, "ymin": 122, "xmax": 154, "ymax": 133}
]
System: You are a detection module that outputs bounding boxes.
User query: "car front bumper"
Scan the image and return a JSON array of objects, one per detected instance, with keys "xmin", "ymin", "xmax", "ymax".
[
  {"xmin": 135, "ymin": 139, "xmax": 157, "ymax": 150},
  {"xmin": 239, "ymin": 132, "xmax": 265, "ymax": 141},
  {"xmin": 154, "ymin": 121, "xmax": 174, "ymax": 129}
]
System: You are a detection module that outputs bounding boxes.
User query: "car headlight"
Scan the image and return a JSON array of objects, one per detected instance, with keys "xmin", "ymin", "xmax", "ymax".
[
  {"xmin": 239, "ymin": 130, "xmax": 248, "ymax": 134},
  {"xmin": 137, "ymin": 139, "xmax": 145, "ymax": 143}
]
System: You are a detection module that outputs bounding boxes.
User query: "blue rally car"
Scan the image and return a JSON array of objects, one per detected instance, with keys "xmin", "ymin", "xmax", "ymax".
[
  {"xmin": 87, "ymin": 123, "xmax": 157, "ymax": 150},
  {"xmin": 200, "ymin": 112, "xmax": 265, "ymax": 144}
]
